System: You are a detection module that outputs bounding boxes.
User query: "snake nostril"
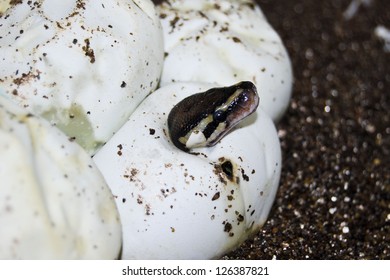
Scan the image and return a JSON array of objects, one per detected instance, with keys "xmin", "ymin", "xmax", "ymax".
[{"xmin": 221, "ymin": 160, "xmax": 233, "ymax": 179}]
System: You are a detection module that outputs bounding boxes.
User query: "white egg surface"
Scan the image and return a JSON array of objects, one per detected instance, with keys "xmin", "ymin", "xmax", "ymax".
[
  {"xmin": 0, "ymin": 95, "xmax": 122, "ymax": 259},
  {"xmin": 94, "ymin": 82, "xmax": 281, "ymax": 259},
  {"xmin": 158, "ymin": 0, "xmax": 293, "ymax": 122},
  {"xmin": 0, "ymin": 0, "xmax": 164, "ymax": 154}
]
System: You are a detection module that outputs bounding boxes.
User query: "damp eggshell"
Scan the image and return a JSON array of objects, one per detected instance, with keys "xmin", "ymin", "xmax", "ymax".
[
  {"xmin": 0, "ymin": 0, "xmax": 11, "ymax": 15},
  {"xmin": 158, "ymin": 0, "xmax": 293, "ymax": 122},
  {"xmin": 0, "ymin": 0, "xmax": 164, "ymax": 154},
  {"xmin": 0, "ymin": 94, "xmax": 122, "ymax": 259},
  {"xmin": 94, "ymin": 82, "xmax": 281, "ymax": 259}
]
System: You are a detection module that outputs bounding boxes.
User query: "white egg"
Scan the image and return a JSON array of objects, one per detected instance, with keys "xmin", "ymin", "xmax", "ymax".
[
  {"xmin": 0, "ymin": 0, "xmax": 164, "ymax": 154},
  {"xmin": 94, "ymin": 82, "xmax": 281, "ymax": 259},
  {"xmin": 158, "ymin": 0, "xmax": 293, "ymax": 122},
  {"xmin": 0, "ymin": 94, "xmax": 122, "ymax": 259}
]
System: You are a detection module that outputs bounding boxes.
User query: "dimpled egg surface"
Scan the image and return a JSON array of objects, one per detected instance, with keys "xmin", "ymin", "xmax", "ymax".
[
  {"xmin": 0, "ymin": 0, "xmax": 164, "ymax": 154},
  {"xmin": 158, "ymin": 0, "xmax": 293, "ymax": 122},
  {"xmin": 94, "ymin": 82, "xmax": 281, "ymax": 259},
  {"xmin": 0, "ymin": 94, "xmax": 122, "ymax": 259}
]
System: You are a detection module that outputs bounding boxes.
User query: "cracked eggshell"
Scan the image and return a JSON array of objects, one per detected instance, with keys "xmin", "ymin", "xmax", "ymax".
[
  {"xmin": 94, "ymin": 82, "xmax": 281, "ymax": 259},
  {"xmin": 0, "ymin": 94, "xmax": 122, "ymax": 259},
  {"xmin": 0, "ymin": 0, "xmax": 164, "ymax": 154},
  {"xmin": 158, "ymin": 0, "xmax": 293, "ymax": 122}
]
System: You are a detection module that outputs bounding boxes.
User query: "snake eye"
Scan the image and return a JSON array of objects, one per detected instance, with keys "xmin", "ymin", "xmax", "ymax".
[{"xmin": 213, "ymin": 110, "xmax": 227, "ymax": 122}]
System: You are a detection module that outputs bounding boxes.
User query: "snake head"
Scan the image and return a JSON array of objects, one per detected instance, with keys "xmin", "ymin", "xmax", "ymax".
[{"xmin": 168, "ymin": 81, "xmax": 259, "ymax": 151}]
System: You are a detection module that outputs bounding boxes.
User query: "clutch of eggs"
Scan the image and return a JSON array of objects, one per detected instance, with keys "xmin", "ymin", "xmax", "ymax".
[{"xmin": 0, "ymin": 0, "xmax": 293, "ymax": 259}]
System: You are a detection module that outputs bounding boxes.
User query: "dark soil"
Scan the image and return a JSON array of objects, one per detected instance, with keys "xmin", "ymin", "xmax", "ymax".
[{"xmin": 224, "ymin": 0, "xmax": 390, "ymax": 259}]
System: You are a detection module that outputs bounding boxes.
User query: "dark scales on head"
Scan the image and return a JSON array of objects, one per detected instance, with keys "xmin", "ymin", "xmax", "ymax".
[{"xmin": 167, "ymin": 81, "xmax": 259, "ymax": 151}]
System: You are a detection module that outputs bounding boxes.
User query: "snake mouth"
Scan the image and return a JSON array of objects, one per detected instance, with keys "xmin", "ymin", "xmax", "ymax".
[
  {"xmin": 168, "ymin": 81, "xmax": 259, "ymax": 151},
  {"xmin": 206, "ymin": 82, "xmax": 259, "ymax": 146}
]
